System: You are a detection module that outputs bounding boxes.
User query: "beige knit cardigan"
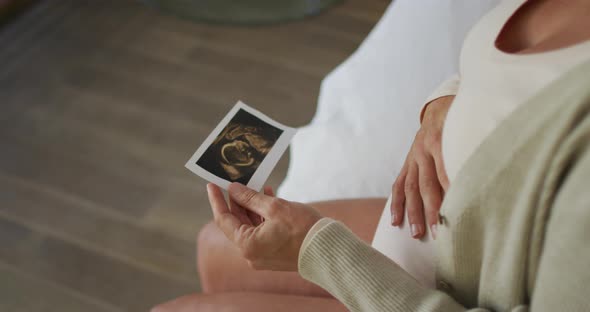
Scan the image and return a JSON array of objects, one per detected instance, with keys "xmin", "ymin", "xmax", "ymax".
[{"xmin": 298, "ymin": 60, "xmax": 590, "ymax": 311}]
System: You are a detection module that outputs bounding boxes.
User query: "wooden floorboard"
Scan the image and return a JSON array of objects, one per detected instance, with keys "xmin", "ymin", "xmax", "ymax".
[
  {"xmin": 0, "ymin": 263, "xmax": 121, "ymax": 312},
  {"xmin": 0, "ymin": 175, "xmax": 196, "ymax": 283},
  {"xmin": 0, "ymin": 0, "xmax": 387, "ymax": 310},
  {"xmin": 0, "ymin": 219, "xmax": 196, "ymax": 311}
]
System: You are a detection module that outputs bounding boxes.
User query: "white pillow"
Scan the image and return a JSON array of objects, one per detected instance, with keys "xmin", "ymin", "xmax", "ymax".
[{"xmin": 277, "ymin": 0, "xmax": 498, "ymax": 203}]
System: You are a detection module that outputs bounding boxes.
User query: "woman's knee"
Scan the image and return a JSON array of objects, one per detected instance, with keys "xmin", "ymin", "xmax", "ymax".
[
  {"xmin": 197, "ymin": 221, "xmax": 223, "ymax": 255},
  {"xmin": 150, "ymin": 302, "xmax": 173, "ymax": 312},
  {"xmin": 196, "ymin": 221, "xmax": 220, "ymax": 272},
  {"xmin": 196, "ymin": 221, "xmax": 238, "ymax": 292}
]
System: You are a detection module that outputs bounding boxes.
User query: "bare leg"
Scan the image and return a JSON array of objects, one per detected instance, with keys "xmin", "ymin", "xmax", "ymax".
[
  {"xmin": 197, "ymin": 198, "xmax": 387, "ymax": 297},
  {"xmin": 151, "ymin": 292, "xmax": 348, "ymax": 312}
]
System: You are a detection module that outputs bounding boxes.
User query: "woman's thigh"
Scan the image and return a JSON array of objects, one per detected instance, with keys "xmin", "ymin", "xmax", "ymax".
[
  {"xmin": 197, "ymin": 197, "xmax": 387, "ymax": 297},
  {"xmin": 152, "ymin": 292, "xmax": 348, "ymax": 312}
]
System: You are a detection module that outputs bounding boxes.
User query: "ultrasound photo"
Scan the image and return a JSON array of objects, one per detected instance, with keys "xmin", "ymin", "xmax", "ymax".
[
  {"xmin": 186, "ymin": 102, "xmax": 296, "ymax": 191},
  {"xmin": 197, "ymin": 108, "xmax": 282, "ymax": 184}
]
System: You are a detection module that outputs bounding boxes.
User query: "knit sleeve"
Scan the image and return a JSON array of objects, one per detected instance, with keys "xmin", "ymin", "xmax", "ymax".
[
  {"xmin": 298, "ymin": 219, "xmax": 470, "ymax": 311},
  {"xmin": 419, "ymin": 74, "xmax": 460, "ymax": 122},
  {"xmin": 298, "ymin": 219, "xmax": 530, "ymax": 311},
  {"xmin": 299, "ymin": 165, "xmax": 590, "ymax": 312},
  {"xmin": 526, "ymin": 145, "xmax": 590, "ymax": 311}
]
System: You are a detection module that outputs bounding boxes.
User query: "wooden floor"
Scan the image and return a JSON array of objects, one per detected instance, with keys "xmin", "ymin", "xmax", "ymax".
[{"xmin": 0, "ymin": 1, "xmax": 387, "ymax": 311}]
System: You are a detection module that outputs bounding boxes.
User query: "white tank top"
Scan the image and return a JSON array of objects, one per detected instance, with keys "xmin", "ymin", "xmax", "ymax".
[
  {"xmin": 443, "ymin": 0, "xmax": 590, "ymax": 182},
  {"xmin": 372, "ymin": 0, "xmax": 590, "ymax": 288}
]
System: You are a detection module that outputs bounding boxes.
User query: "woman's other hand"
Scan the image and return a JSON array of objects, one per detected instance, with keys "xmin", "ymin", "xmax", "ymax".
[
  {"xmin": 207, "ymin": 182, "xmax": 322, "ymax": 272},
  {"xmin": 391, "ymin": 95, "xmax": 454, "ymax": 239}
]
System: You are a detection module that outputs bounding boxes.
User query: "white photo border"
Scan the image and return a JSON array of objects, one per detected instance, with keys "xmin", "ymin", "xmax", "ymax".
[{"xmin": 185, "ymin": 101, "xmax": 297, "ymax": 191}]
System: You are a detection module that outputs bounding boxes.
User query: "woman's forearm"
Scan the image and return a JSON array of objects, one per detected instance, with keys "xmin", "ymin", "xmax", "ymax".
[{"xmin": 299, "ymin": 219, "xmax": 469, "ymax": 312}]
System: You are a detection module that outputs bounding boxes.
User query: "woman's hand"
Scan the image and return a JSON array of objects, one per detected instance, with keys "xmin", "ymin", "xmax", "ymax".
[
  {"xmin": 207, "ymin": 182, "xmax": 322, "ymax": 271},
  {"xmin": 391, "ymin": 95, "xmax": 454, "ymax": 239}
]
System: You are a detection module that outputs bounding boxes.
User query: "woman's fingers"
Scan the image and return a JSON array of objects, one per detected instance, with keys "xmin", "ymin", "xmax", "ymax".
[
  {"xmin": 228, "ymin": 183, "xmax": 274, "ymax": 218},
  {"xmin": 264, "ymin": 186, "xmax": 275, "ymax": 197},
  {"xmin": 432, "ymin": 148, "xmax": 450, "ymax": 192},
  {"xmin": 207, "ymin": 183, "xmax": 244, "ymax": 242},
  {"xmin": 246, "ymin": 210, "xmax": 263, "ymax": 226},
  {"xmin": 418, "ymin": 156, "xmax": 443, "ymax": 239},
  {"xmin": 391, "ymin": 163, "xmax": 408, "ymax": 226},
  {"xmin": 247, "ymin": 185, "xmax": 274, "ymax": 226},
  {"xmin": 227, "ymin": 184, "xmax": 256, "ymax": 226},
  {"xmin": 231, "ymin": 184, "xmax": 273, "ymax": 226},
  {"xmin": 405, "ymin": 163, "xmax": 425, "ymax": 238},
  {"xmin": 229, "ymin": 198, "xmax": 254, "ymax": 226},
  {"xmin": 250, "ymin": 186, "xmax": 275, "ymax": 225}
]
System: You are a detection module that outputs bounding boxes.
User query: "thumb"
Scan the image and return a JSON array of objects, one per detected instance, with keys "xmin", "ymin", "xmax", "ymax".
[{"xmin": 228, "ymin": 183, "xmax": 273, "ymax": 218}]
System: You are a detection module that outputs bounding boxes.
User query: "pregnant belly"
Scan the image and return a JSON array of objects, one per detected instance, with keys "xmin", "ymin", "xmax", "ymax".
[{"xmin": 371, "ymin": 195, "xmax": 436, "ymax": 288}]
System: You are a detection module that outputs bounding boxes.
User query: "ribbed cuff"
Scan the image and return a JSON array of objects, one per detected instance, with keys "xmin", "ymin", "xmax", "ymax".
[
  {"xmin": 298, "ymin": 221, "xmax": 464, "ymax": 311},
  {"xmin": 300, "ymin": 218, "xmax": 335, "ymax": 257},
  {"xmin": 419, "ymin": 74, "xmax": 460, "ymax": 123}
]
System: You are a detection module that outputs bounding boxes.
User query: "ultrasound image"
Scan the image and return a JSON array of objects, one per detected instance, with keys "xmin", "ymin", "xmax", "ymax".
[{"xmin": 196, "ymin": 109, "xmax": 283, "ymax": 184}]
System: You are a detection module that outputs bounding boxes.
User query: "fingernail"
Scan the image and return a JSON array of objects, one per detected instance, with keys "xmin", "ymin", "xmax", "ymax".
[
  {"xmin": 391, "ymin": 212, "xmax": 397, "ymax": 225},
  {"xmin": 411, "ymin": 224, "xmax": 422, "ymax": 238},
  {"xmin": 431, "ymin": 224, "xmax": 437, "ymax": 240}
]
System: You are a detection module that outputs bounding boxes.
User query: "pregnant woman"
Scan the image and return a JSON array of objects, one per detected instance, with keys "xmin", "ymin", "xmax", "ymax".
[{"xmin": 154, "ymin": 0, "xmax": 590, "ymax": 311}]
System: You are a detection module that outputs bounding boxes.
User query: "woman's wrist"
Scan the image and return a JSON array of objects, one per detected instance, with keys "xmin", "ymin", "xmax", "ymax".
[
  {"xmin": 420, "ymin": 95, "xmax": 455, "ymax": 124},
  {"xmin": 420, "ymin": 74, "xmax": 461, "ymax": 123},
  {"xmin": 298, "ymin": 218, "xmax": 336, "ymax": 266}
]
